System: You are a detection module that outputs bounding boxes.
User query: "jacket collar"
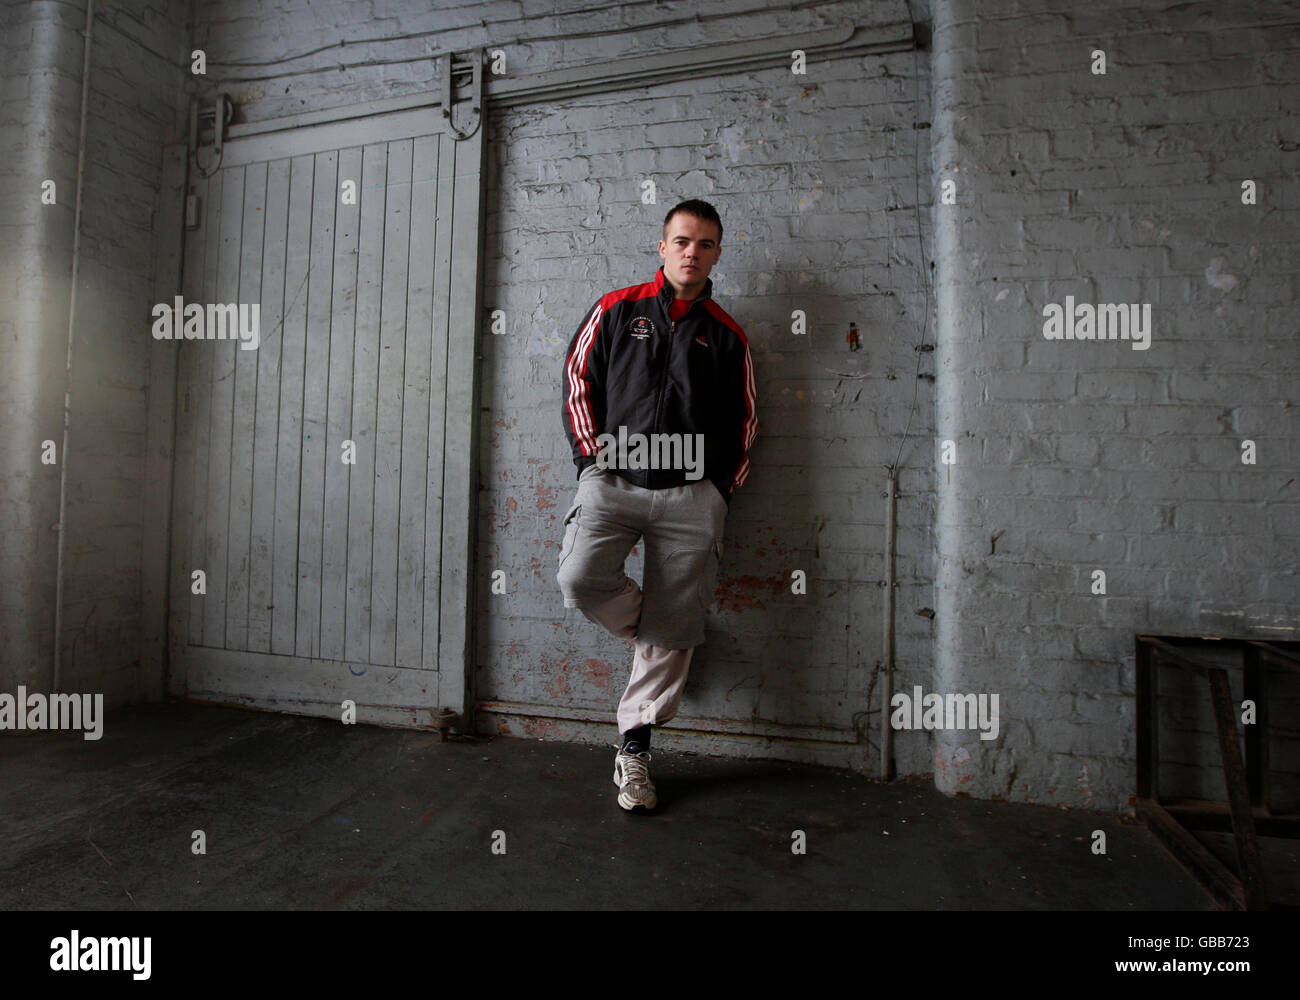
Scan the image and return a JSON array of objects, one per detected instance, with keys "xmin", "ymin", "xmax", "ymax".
[{"xmin": 654, "ymin": 265, "xmax": 712, "ymax": 305}]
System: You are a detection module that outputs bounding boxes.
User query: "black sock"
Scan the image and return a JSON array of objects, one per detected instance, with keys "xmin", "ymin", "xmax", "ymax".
[{"xmin": 621, "ymin": 724, "xmax": 651, "ymax": 754}]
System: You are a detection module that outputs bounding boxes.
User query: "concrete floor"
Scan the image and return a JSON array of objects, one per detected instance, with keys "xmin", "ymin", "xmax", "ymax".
[{"xmin": 0, "ymin": 703, "xmax": 1224, "ymax": 909}]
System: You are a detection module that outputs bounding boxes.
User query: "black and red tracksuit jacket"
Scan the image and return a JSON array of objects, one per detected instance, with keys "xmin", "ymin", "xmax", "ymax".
[{"xmin": 562, "ymin": 265, "xmax": 757, "ymax": 504}]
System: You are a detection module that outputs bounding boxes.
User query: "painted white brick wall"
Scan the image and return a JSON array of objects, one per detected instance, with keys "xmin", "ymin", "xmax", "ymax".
[
  {"xmin": 932, "ymin": 0, "xmax": 1300, "ymax": 809},
  {"xmin": 1, "ymin": 0, "xmax": 91, "ymax": 694},
  {"xmin": 0, "ymin": 0, "xmax": 189, "ymax": 702}
]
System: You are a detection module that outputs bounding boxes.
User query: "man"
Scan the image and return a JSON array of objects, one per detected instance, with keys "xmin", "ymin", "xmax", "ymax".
[{"xmin": 557, "ymin": 199, "xmax": 758, "ymax": 813}]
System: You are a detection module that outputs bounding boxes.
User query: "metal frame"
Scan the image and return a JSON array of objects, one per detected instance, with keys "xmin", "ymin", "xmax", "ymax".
[{"xmin": 1135, "ymin": 633, "xmax": 1300, "ymax": 910}]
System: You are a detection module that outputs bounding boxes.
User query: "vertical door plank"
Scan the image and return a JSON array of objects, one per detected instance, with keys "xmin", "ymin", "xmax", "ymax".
[
  {"xmin": 397, "ymin": 133, "xmax": 439, "ymax": 667},
  {"xmin": 345, "ymin": 142, "xmax": 388, "ymax": 665},
  {"xmin": 320, "ymin": 147, "xmax": 362, "ymax": 661},
  {"xmin": 295, "ymin": 151, "xmax": 339, "ymax": 658},
  {"xmin": 203, "ymin": 165, "xmax": 245, "ymax": 648},
  {"xmin": 226, "ymin": 161, "xmax": 267, "ymax": 650},
  {"xmin": 370, "ymin": 139, "xmax": 413, "ymax": 666},
  {"xmin": 272, "ymin": 155, "xmax": 314, "ymax": 656},
  {"xmin": 248, "ymin": 158, "xmax": 291, "ymax": 652}
]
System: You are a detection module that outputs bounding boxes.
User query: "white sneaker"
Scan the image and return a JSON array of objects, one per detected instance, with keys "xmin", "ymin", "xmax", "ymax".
[{"xmin": 612, "ymin": 743, "xmax": 657, "ymax": 812}]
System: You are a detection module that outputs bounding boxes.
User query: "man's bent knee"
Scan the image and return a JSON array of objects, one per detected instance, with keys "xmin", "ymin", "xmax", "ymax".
[{"xmin": 557, "ymin": 561, "xmax": 616, "ymax": 609}]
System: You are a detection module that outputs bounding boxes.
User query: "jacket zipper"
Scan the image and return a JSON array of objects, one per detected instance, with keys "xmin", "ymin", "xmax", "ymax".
[
  {"xmin": 651, "ymin": 284, "xmax": 705, "ymax": 484},
  {"xmin": 651, "ymin": 308, "xmax": 673, "ymax": 446}
]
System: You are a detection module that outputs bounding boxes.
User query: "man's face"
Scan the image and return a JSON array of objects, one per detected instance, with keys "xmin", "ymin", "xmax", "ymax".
[{"xmin": 658, "ymin": 213, "xmax": 722, "ymax": 298}]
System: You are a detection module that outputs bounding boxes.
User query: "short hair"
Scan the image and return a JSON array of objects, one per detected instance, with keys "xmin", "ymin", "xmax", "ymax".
[{"xmin": 663, "ymin": 199, "xmax": 722, "ymax": 243}]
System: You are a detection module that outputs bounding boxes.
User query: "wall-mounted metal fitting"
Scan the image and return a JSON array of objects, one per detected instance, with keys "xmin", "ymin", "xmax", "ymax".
[
  {"xmin": 440, "ymin": 51, "xmax": 482, "ymax": 141},
  {"xmin": 190, "ymin": 93, "xmax": 234, "ymax": 179},
  {"xmin": 431, "ymin": 707, "xmax": 460, "ymax": 740}
]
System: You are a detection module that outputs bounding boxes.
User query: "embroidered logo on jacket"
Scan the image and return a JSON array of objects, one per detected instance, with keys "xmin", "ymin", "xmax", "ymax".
[{"xmin": 626, "ymin": 316, "xmax": 656, "ymax": 340}]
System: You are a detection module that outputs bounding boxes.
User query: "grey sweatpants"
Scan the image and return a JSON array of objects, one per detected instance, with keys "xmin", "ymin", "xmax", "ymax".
[{"xmin": 556, "ymin": 464, "xmax": 726, "ymax": 733}]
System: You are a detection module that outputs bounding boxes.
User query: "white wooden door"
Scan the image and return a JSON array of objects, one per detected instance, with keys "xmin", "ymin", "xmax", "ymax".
[{"xmin": 168, "ymin": 100, "xmax": 484, "ymax": 727}]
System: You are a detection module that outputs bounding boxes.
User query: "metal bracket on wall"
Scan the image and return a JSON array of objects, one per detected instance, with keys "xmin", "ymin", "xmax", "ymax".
[
  {"xmin": 441, "ymin": 50, "xmax": 482, "ymax": 141},
  {"xmin": 190, "ymin": 93, "xmax": 234, "ymax": 179}
]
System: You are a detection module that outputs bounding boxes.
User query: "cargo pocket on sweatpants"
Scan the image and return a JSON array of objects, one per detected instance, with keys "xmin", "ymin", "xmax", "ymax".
[
  {"xmin": 698, "ymin": 538, "xmax": 724, "ymax": 609},
  {"xmin": 557, "ymin": 502, "xmax": 582, "ymax": 571}
]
